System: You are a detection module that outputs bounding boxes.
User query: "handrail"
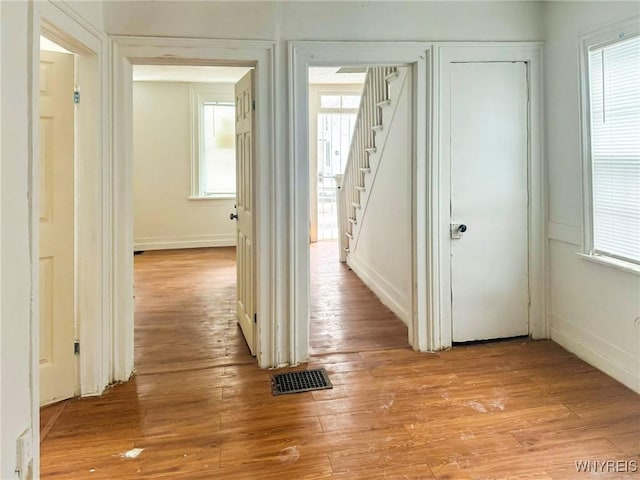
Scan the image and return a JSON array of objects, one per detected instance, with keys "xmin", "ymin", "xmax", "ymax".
[{"xmin": 337, "ymin": 67, "xmax": 396, "ymax": 260}]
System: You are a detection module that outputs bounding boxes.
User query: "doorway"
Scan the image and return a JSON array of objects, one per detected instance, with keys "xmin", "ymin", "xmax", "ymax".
[
  {"xmin": 307, "ymin": 65, "xmax": 412, "ymax": 355},
  {"xmin": 131, "ymin": 65, "xmax": 256, "ymax": 372}
]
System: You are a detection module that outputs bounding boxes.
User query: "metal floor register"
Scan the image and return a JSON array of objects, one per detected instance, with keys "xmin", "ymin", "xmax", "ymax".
[{"xmin": 271, "ymin": 368, "xmax": 333, "ymax": 396}]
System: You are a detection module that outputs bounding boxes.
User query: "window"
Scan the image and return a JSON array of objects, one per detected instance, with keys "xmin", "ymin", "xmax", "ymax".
[
  {"xmin": 316, "ymin": 93, "xmax": 360, "ymax": 240},
  {"xmin": 320, "ymin": 94, "xmax": 361, "ymax": 109},
  {"xmin": 191, "ymin": 85, "xmax": 236, "ymax": 198},
  {"xmin": 582, "ymin": 25, "xmax": 640, "ymax": 265}
]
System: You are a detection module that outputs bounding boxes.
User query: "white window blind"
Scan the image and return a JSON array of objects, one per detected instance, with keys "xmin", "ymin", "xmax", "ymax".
[{"xmin": 588, "ymin": 35, "xmax": 640, "ymax": 264}]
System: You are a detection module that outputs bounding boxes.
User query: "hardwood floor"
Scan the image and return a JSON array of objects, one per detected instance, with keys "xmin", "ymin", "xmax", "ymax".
[
  {"xmin": 132, "ymin": 247, "xmax": 253, "ymax": 375},
  {"xmin": 40, "ymin": 247, "xmax": 640, "ymax": 479},
  {"xmin": 310, "ymin": 241, "xmax": 409, "ymax": 355}
]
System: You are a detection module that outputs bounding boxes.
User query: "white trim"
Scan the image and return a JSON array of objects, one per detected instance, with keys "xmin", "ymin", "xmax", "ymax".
[
  {"xmin": 134, "ymin": 234, "xmax": 236, "ymax": 251},
  {"xmin": 289, "ymin": 41, "xmax": 432, "ymax": 363},
  {"xmin": 346, "ymin": 255, "xmax": 410, "ymax": 326},
  {"xmin": 551, "ymin": 313, "xmax": 639, "ymax": 393},
  {"xmin": 578, "ymin": 17, "xmax": 640, "ymax": 267},
  {"xmin": 187, "ymin": 195, "xmax": 236, "ymax": 201},
  {"xmin": 31, "ymin": 1, "xmax": 109, "ymax": 476},
  {"xmin": 110, "ymin": 36, "xmax": 277, "ymax": 374},
  {"xmin": 548, "ymin": 222, "xmax": 582, "ymax": 246},
  {"xmin": 433, "ymin": 43, "xmax": 546, "ymax": 348},
  {"xmin": 575, "ymin": 252, "xmax": 640, "ymax": 276}
]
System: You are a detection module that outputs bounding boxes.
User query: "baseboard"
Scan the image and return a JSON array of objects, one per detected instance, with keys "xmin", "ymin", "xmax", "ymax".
[
  {"xmin": 134, "ymin": 234, "xmax": 236, "ymax": 251},
  {"xmin": 550, "ymin": 313, "xmax": 639, "ymax": 393},
  {"xmin": 346, "ymin": 253, "xmax": 410, "ymax": 326}
]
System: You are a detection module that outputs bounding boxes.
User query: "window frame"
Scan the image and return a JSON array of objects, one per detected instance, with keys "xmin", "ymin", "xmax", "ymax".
[
  {"xmin": 578, "ymin": 17, "xmax": 640, "ymax": 271},
  {"xmin": 190, "ymin": 83, "xmax": 236, "ymax": 200}
]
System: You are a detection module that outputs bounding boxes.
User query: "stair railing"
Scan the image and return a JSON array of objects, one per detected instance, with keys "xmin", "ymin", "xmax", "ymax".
[{"xmin": 337, "ymin": 67, "xmax": 396, "ymax": 261}]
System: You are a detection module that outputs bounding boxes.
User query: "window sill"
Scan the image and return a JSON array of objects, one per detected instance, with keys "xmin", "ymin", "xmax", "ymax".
[
  {"xmin": 575, "ymin": 252, "xmax": 640, "ymax": 276},
  {"xmin": 188, "ymin": 195, "xmax": 235, "ymax": 201}
]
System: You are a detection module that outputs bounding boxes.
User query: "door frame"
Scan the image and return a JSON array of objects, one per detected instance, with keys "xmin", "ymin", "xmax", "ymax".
[
  {"xmin": 434, "ymin": 44, "xmax": 546, "ymax": 348},
  {"xmin": 30, "ymin": 0, "xmax": 109, "ymax": 474},
  {"xmin": 110, "ymin": 36, "xmax": 276, "ymax": 375},
  {"xmin": 289, "ymin": 41, "xmax": 433, "ymax": 361}
]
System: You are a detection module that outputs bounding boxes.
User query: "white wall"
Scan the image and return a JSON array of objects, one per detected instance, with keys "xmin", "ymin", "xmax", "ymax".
[
  {"xmin": 104, "ymin": 1, "xmax": 543, "ymax": 41},
  {"xmin": 347, "ymin": 70, "xmax": 412, "ymax": 325},
  {"xmin": 544, "ymin": 2, "xmax": 640, "ymax": 392},
  {"xmin": 133, "ymin": 82, "xmax": 235, "ymax": 250},
  {"xmin": 104, "ymin": 0, "xmax": 545, "ymax": 358},
  {"xmin": 1, "ymin": 1, "xmax": 105, "ymax": 477},
  {"xmin": 1, "ymin": 2, "xmax": 33, "ymax": 477}
]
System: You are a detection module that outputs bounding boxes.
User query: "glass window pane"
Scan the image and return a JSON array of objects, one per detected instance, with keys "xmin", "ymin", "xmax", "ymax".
[
  {"xmin": 588, "ymin": 36, "xmax": 640, "ymax": 263},
  {"xmin": 341, "ymin": 95, "xmax": 361, "ymax": 109},
  {"xmin": 203, "ymin": 104, "xmax": 236, "ymax": 195},
  {"xmin": 320, "ymin": 95, "xmax": 341, "ymax": 108},
  {"xmin": 316, "ymin": 111, "xmax": 357, "ymax": 240}
]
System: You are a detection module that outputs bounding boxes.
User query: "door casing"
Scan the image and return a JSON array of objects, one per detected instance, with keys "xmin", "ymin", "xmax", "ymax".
[
  {"xmin": 30, "ymin": 2, "xmax": 109, "ymax": 476},
  {"xmin": 110, "ymin": 37, "xmax": 276, "ymax": 375},
  {"xmin": 290, "ymin": 42, "xmax": 433, "ymax": 361}
]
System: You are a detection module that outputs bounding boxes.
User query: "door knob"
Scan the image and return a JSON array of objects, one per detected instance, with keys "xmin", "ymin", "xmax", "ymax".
[
  {"xmin": 229, "ymin": 213, "xmax": 238, "ymax": 221},
  {"xmin": 450, "ymin": 222, "xmax": 467, "ymax": 239}
]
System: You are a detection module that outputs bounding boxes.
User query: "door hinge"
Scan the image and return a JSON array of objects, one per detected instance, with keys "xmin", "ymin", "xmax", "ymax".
[
  {"xmin": 254, "ymin": 313, "xmax": 257, "ymax": 323},
  {"xmin": 73, "ymin": 91, "xmax": 80, "ymax": 104},
  {"xmin": 252, "ymin": 99, "xmax": 255, "ymax": 111},
  {"xmin": 74, "ymin": 340, "xmax": 80, "ymax": 355}
]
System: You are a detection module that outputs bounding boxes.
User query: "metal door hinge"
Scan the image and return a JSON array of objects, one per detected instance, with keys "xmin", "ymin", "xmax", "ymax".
[
  {"xmin": 74, "ymin": 340, "xmax": 80, "ymax": 355},
  {"xmin": 252, "ymin": 99, "xmax": 255, "ymax": 111},
  {"xmin": 73, "ymin": 91, "xmax": 80, "ymax": 104}
]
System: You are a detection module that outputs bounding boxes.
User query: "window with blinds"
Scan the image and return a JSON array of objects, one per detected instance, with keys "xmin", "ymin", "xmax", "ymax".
[{"xmin": 588, "ymin": 35, "xmax": 640, "ymax": 264}]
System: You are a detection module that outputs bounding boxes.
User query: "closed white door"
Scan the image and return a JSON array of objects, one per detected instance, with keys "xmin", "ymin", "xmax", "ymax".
[
  {"xmin": 39, "ymin": 50, "xmax": 77, "ymax": 405},
  {"xmin": 234, "ymin": 70, "xmax": 256, "ymax": 355},
  {"xmin": 450, "ymin": 62, "xmax": 529, "ymax": 342}
]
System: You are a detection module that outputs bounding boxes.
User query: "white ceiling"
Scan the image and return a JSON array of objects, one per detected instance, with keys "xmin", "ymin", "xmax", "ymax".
[
  {"xmin": 131, "ymin": 65, "xmax": 365, "ymax": 85},
  {"xmin": 309, "ymin": 67, "xmax": 366, "ymax": 85},
  {"xmin": 132, "ymin": 65, "xmax": 253, "ymax": 83},
  {"xmin": 40, "ymin": 36, "xmax": 72, "ymax": 54}
]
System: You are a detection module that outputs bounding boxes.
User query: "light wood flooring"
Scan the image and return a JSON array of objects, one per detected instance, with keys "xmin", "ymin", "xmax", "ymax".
[{"xmin": 40, "ymin": 244, "xmax": 640, "ymax": 479}]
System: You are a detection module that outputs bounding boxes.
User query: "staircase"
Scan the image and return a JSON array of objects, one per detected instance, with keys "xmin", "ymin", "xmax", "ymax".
[{"xmin": 336, "ymin": 66, "xmax": 408, "ymax": 262}]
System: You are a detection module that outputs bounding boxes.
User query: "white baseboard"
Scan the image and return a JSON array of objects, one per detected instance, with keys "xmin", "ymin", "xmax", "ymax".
[
  {"xmin": 134, "ymin": 234, "xmax": 235, "ymax": 251},
  {"xmin": 347, "ymin": 253, "xmax": 410, "ymax": 326},
  {"xmin": 550, "ymin": 313, "xmax": 639, "ymax": 393}
]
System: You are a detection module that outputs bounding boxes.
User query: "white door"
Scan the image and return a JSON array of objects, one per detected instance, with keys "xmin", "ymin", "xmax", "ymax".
[
  {"xmin": 234, "ymin": 70, "xmax": 256, "ymax": 355},
  {"xmin": 39, "ymin": 50, "xmax": 77, "ymax": 405},
  {"xmin": 450, "ymin": 62, "xmax": 529, "ymax": 342}
]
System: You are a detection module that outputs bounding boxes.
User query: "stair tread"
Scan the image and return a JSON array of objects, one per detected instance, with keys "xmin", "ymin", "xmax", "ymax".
[
  {"xmin": 372, "ymin": 124, "xmax": 383, "ymax": 132},
  {"xmin": 345, "ymin": 232, "xmax": 353, "ymax": 239},
  {"xmin": 377, "ymin": 99, "xmax": 391, "ymax": 108},
  {"xmin": 356, "ymin": 185, "xmax": 366, "ymax": 191},
  {"xmin": 385, "ymin": 70, "xmax": 399, "ymax": 82},
  {"xmin": 348, "ymin": 217, "xmax": 357, "ymax": 224},
  {"xmin": 365, "ymin": 147, "xmax": 377, "ymax": 154},
  {"xmin": 351, "ymin": 202, "xmax": 361, "ymax": 209},
  {"xmin": 360, "ymin": 167, "xmax": 371, "ymax": 173}
]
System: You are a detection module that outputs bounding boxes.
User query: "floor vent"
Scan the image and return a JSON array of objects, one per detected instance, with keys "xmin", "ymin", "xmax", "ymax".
[{"xmin": 271, "ymin": 368, "xmax": 333, "ymax": 396}]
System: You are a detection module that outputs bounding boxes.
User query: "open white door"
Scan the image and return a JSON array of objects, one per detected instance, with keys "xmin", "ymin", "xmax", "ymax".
[
  {"xmin": 450, "ymin": 62, "xmax": 529, "ymax": 342},
  {"xmin": 39, "ymin": 50, "xmax": 77, "ymax": 405},
  {"xmin": 234, "ymin": 70, "xmax": 256, "ymax": 355}
]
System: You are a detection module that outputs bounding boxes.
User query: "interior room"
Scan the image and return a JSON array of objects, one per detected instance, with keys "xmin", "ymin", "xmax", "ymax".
[{"xmin": 1, "ymin": 1, "xmax": 639, "ymax": 479}]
